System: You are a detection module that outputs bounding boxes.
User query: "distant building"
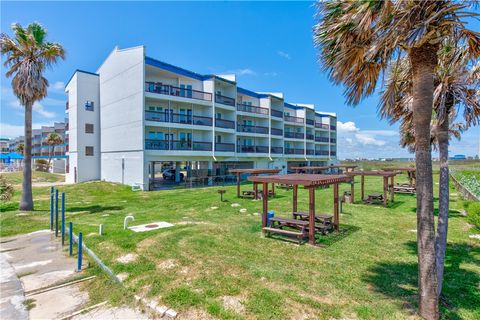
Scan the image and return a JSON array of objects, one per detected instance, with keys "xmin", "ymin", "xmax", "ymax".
[
  {"xmin": 0, "ymin": 138, "xmax": 10, "ymax": 154},
  {"xmin": 450, "ymin": 154, "xmax": 466, "ymax": 160}
]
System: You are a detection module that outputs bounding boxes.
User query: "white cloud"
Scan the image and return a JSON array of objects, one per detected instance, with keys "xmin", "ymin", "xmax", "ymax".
[
  {"xmin": 355, "ymin": 132, "xmax": 386, "ymax": 146},
  {"xmin": 226, "ymin": 68, "xmax": 257, "ymax": 76},
  {"xmin": 0, "ymin": 122, "xmax": 54, "ymax": 138},
  {"xmin": 9, "ymin": 99, "xmax": 56, "ymax": 118},
  {"xmin": 337, "ymin": 121, "xmax": 359, "ymax": 133},
  {"xmin": 277, "ymin": 50, "xmax": 291, "ymax": 60},
  {"xmin": 51, "ymin": 81, "xmax": 65, "ymax": 91}
]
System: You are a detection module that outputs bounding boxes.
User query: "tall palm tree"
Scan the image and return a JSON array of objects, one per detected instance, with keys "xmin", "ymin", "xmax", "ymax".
[
  {"xmin": 1, "ymin": 22, "xmax": 65, "ymax": 210},
  {"xmin": 380, "ymin": 44, "xmax": 480, "ymax": 296},
  {"xmin": 314, "ymin": 1, "xmax": 480, "ymax": 318},
  {"xmin": 44, "ymin": 132, "xmax": 63, "ymax": 170}
]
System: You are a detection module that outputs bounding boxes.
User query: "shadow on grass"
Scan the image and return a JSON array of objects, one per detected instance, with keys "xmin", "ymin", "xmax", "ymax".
[
  {"xmin": 68, "ymin": 205, "xmax": 124, "ymax": 214},
  {"xmin": 0, "ymin": 203, "xmax": 19, "ymax": 212},
  {"xmin": 316, "ymin": 224, "xmax": 361, "ymax": 247},
  {"xmin": 408, "ymin": 207, "xmax": 464, "ymax": 218},
  {"xmin": 363, "ymin": 241, "xmax": 480, "ymax": 319}
]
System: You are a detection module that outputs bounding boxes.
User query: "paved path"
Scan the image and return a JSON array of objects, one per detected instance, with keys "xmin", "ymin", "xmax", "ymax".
[{"xmin": 0, "ymin": 251, "xmax": 28, "ymax": 320}]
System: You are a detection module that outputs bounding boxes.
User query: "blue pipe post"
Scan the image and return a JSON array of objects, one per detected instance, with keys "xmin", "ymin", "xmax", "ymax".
[
  {"xmin": 50, "ymin": 187, "xmax": 54, "ymax": 231},
  {"xmin": 77, "ymin": 232, "xmax": 83, "ymax": 271},
  {"xmin": 55, "ymin": 189, "xmax": 59, "ymax": 237},
  {"xmin": 69, "ymin": 222, "xmax": 73, "ymax": 256},
  {"xmin": 61, "ymin": 193, "xmax": 65, "ymax": 246}
]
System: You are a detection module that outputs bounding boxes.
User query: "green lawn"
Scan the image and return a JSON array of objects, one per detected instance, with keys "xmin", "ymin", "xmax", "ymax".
[
  {"xmin": 1, "ymin": 171, "xmax": 65, "ymax": 186},
  {"xmin": 1, "ymin": 169, "xmax": 479, "ymax": 319}
]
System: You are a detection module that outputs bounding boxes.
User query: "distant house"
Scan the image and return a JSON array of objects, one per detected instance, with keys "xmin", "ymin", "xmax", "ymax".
[{"xmin": 450, "ymin": 154, "xmax": 466, "ymax": 160}]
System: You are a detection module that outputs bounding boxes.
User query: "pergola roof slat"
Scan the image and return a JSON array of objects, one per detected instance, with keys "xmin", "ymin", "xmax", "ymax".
[{"xmin": 248, "ymin": 174, "xmax": 350, "ymax": 187}]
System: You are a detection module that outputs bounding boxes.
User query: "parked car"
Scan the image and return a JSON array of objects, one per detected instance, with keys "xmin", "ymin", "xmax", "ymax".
[{"xmin": 162, "ymin": 168, "xmax": 184, "ymax": 181}]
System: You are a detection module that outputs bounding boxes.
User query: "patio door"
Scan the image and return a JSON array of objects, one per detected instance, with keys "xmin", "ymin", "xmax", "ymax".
[{"xmin": 164, "ymin": 108, "xmax": 173, "ymax": 122}]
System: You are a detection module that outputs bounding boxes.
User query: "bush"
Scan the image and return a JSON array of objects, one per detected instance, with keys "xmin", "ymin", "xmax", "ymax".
[
  {"xmin": 467, "ymin": 202, "xmax": 480, "ymax": 228},
  {"xmin": 0, "ymin": 175, "xmax": 14, "ymax": 201},
  {"xmin": 35, "ymin": 159, "xmax": 49, "ymax": 172}
]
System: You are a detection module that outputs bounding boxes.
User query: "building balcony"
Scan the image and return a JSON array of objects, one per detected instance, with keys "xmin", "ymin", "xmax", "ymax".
[
  {"xmin": 315, "ymin": 136, "xmax": 329, "ymax": 143},
  {"xmin": 237, "ymin": 103, "xmax": 269, "ymax": 116},
  {"xmin": 331, "ymin": 151, "xmax": 336, "ymax": 156},
  {"xmin": 237, "ymin": 145, "xmax": 269, "ymax": 153},
  {"xmin": 215, "ymin": 143, "xmax": 235, "ymax": 152},
  {"xmin": 145, "ymin": 111, "xmax": 213, "ymax": 127},
  {"xmin": 284, "ymin": 115, "xmax": 304, "ymax": 124},
  {"xmin": 315, "ymin": 150, "xmax": 329, "ymax": 156},
  {"xmin": 215, "ymin": 118, "xmax": 235, "ymax": 129},
  {"xmin": 330, "ymin": 125, "xmax": 336, "ymax": 130},
  {"xmin": 270, "ymin": 128, "xmax": 283, "ymax": 136},
  {"xmin": 145, "ymin": 82, "xmax": 212, "ymax": 101},
  {"xmin": 270, "ymin": 147, "xmax": 283, "ymax": 154},
  {"xmin": 284, "ymin": 132, "xmax": 304, "ymax": 139},
  {"xmin": 315, "ymin": 122, "xmax": 329, "ymax": 129},
  {"xmin": 306, "ymin": 149, "xmax": 314, "ymax": 155},
  {"xmin": 330, "ymin": 138, "xmax": 336, "ymax": 143},
  {"xmin": 306, "ymin": 134, "xmax": 314, "ymax": 140},
  {"xmin": 271, "ymin": 109, "xmax": 283, "ymax": 119},
  {"xmin": 285, "ymin": 148, "xmax": 304, "ymax": 155},
  {"xmin": 215, "ymin": 94, "xmax": 235, "ymax": 106},
  {"xmin": 65, "ymin": 101, "xmax": 69, "ymax": 110},
  {"xmin": 306, "ymin": 119, "xmax": 315, "ymax": 126},
  {"xmin": 145, "ymin": 139, "xmax": 212, "ymax": 151},
  {"xmin": 237, "ymin": 124, "xmax": 268, "ymax": 135}
]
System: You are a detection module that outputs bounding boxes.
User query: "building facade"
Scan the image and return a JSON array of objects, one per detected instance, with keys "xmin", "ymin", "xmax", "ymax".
[{"xmin": 65, "ymin": 46, "xmax": 338, "ymax": 189}]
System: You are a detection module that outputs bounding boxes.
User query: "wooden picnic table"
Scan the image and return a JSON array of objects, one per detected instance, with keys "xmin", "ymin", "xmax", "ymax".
[
  {"xmin": 229, "ymin": 168, "xmax": 281, "ymax": 200},
  {"xmin": 382, "ymin": 167, "xmax": 416, "ymax": 188},
  {"xmin": 345, "ymin": 171, "xmax": 397, "ymax": 207}
]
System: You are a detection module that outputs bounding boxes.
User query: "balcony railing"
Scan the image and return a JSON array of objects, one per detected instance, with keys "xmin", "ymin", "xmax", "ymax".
[
  {"xmin": 330, "ymin": 125, "xmax": 336, "ymax": 130},
  {"xmin": 270, "ymin": 128, "xmax": 283, "ymax": 136},
  {"xmin": 284, "ymin": 115, "xmax": 304, "ymax": 124},
  {"xmin": 145, "ymin": 111, "xmax": 213, "ymax": 126},
  {"xmin": 145, "ymin": 82, "xmax": 212, "ymax": 101},
  {"xmin": 306, "ymin": 134, "xmax": 314, "ymax": 140},
  {"xmin": 65, "ymin": 102, "xmax": 69, "ymax": 110},
  {"xmin": 271, "ymin": 109, "xmax": 283, "ymax": 119},
  {"xmin": 215, "ymin": 118, "xmax": 235, "ymax": 129},
  {"xmin": 145, "ymin": 139, "xmax": 212, "ymax": 151},
  {"xmin": 237, "ymin": 124, "xmax": 269, "ymax": 134},
  {"xmin": 331, "ymin": 151, "xmax": 337, "ymax": 156},
  {"xmin": 315, "ymin": 150, "xmax": 329, "ymax": 156},
  {"xmin": 306, "ymin": 149, "xmax": 314, "ymax": 155},
  {"xmin": 330, "ymin": 138, "xmax": 336, "ymax": 143},
  {"xmin": 237, "ymin": 103, "xmax": 269, "ymax": 116},
  {"xmin": 270, "ymin": 147, "xmax": 283, "ymax": 154},
  {"xmin": 237, "ymin": 145, "xmax": 269, "ymax": 153},
  {"xmin": 315, "ymin": 122, "xmax": 330, "ymax": 129},
  {"xmin": 315, "ymin": 136, "xmax": 329, "ymax": 143},
  {"xmin": 285, "ymin": 148, "xmax": 305, "ymax": 155},
  {"xmin": 215, "ymin": 143, "xmax": 235, "ymax": 152},
  {"xmin": 215, "ymin": 94, "xmax": 235, "ymax": 107},
  {"xmin": 306, "ymin": 119, "xmax": 315, "ymax": 126},
  {"xmin": 284, "ymin": 132, "xmax": 304, "ymax": 139}
]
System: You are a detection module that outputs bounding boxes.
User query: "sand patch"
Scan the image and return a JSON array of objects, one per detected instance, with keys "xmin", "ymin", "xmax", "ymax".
[
  {"xmin": 117, "ymin": 273, "xmax": 129, "ymax": 282},
  {"xmin": 239, "ymin": 208, "xmax": 247, "ymax": 213},
  {"xmin": 157, "ymin": 259, "xmax": 178, "ymax": 270},
  {"xmin": 222, "ymin": 296, "xmax": 245, "ymax": 314},
  {"xmin": 177, "ymin": 309, "xmax": 214, "ymax": 320},
  {"xmin": 116, "ymin": 253, "xmax": 138, "ymax": 263},
  {"xmin": 231, "ymin": 203, "xmax": 240, "ymax": 207}
]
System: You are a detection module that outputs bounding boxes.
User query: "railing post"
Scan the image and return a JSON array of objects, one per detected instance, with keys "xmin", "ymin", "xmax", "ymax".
[
  {"xmin": 55, "ymin": 189, "xmax": 59, "ymax": 237},
  {"xmin": 69, "ymin": 222, "xmax": 73, "ymax": 256},
  {"xmin": 50, "ymin": 187, "xmax": 54, "ymax": 231},
  {"xmin": 61, "ymin": 192, "xmax": 65, "ymax": 246},
  {"xmin": 77, "ymin": 232, "xmax": 83, "ymax": 271}
]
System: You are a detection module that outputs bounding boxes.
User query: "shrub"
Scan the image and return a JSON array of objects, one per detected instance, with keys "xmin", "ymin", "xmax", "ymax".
[
  {"xmin": 0, "ymin": 175, "xmax": 14, "ymax": 201},
  {"xmin": 467, "ymin": 202, "xmax": 480, "ymax": 228},
  {"xmin": 35, "ymin": 159, "xmax": 49, "ymax": 172}
]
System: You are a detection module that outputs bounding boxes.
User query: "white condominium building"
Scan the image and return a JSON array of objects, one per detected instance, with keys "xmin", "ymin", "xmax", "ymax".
[{"xmin": 65, "ymin": 45, "xmax": 337, "ymax": 190}]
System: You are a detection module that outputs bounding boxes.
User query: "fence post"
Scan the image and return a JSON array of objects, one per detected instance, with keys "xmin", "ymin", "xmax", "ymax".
[
  {"xmin": 55, "ymin": 189, "xmax": 59, "ymax": 237},
  {"xmin": 77, "ymin": 232, "xmax": 83, "ymax": 271},
  {"xmin": 50, "ymin": 187, "xmax": 54, "ymax": 231},
  {"xmin": 61, "ymin": 193, "xmax": 65, "ymax": 246},
  {"xmin": 69, "ymin": 222, "xmax": 73, "ymax": 256}
]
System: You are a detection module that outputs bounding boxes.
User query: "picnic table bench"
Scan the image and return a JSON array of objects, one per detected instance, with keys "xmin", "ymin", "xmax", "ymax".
[
  {"xmin": 394, "ymin": 183, "xmax": 416, "ymax": 194},
  {"xmin": 292, "ymin": 211, "xmax": 333, "ymax": 234},
  {"xmin": 278, "ymin": 183, "xmax": 293, "ymax": 190},
  {"xmin": 264, "ymin": 217, "xmax": 309, "ymax": 243},
  {"xmin": 364, "ymin": 193, "xmax": 384, "ymax": 204}
]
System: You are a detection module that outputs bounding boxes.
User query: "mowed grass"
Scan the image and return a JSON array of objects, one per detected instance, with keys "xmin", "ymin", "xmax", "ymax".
[
  {"xmin": 1, "ymin": 171, "xmax": 65, "ymax": 186},
  {"xmin": 1, "ymin": 168, "xmax": 479, "ymax": 319}
]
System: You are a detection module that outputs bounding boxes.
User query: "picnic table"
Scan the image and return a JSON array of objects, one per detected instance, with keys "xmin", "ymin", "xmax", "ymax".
[
  {"xmin": 345, "ymin": 171, "xmax": 397, "ymax": 207},
  {"xmin": 229, "ymin": 168, "xmax": 281, "ymax": 199}
]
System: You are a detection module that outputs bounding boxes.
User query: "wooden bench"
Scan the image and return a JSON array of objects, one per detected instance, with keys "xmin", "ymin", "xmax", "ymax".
[
  {"xmin": 263, "ymin": 227, "xmax": 306, "ymax": 243},
  {"xmin": 363, "ymin": 193, "xmax": 384, "ymax": 204},
  {"xmin": 241, "ymin": 190, "xmax": 256, "ymax": 198},
  {"xmin": 278, "ymin": 184, "xmax": 293, "ymax": 190},
  {"xmin": 265, "ymin": 217, "xmax": 308, "ymax": 243},
  {"xmin": 292, "ymin": 212, "xmax": 333, "ymax": 234},
  {"xmin": 394, "ymin": 185, "xmax": 416, "ymax": 194}
]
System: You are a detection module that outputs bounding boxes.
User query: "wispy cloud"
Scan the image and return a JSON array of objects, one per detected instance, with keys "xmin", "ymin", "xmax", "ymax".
[
  {"xmin": 277, "ymin": 50, "xmax": 291, "ymax": 60},
  {"xmin": 9, "ymin": 100, "xmax": 56, "ymax": 118},
  {"xmin": 0, "ymin": 122, "xmax": 54, "ymax": 138},
  {"xmin": 226, "ymin": 68, "xmax": 257, "ymax": 76},
  {"xmin": 51, "ymin": 81, "xmax": 65, "ymax": 91}
]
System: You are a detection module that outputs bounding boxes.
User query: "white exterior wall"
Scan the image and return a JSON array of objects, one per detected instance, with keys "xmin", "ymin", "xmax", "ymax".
[
  {"xmin": 65, "ymin": 71, "xmax": 100, "ymax": 183},
  {"xmin": 98, "ymin": 46, "xmax": 147, "ymax": 188}
]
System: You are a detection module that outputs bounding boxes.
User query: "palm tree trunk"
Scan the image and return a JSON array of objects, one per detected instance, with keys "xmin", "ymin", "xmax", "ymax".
[
  {"xmin": 409, "ymin": 44, "xmax": 439, "ymax": 320},
  {"xmin": 19, "ymin": 101, "xmax": 34, "ymax": 211},
  {"xmin": 48, "ymin": 145, "xmax": 53, "ymax": 171},
  {"xmin": 435, "ymin": 111, "xmax": 450, "ymax": 297}
]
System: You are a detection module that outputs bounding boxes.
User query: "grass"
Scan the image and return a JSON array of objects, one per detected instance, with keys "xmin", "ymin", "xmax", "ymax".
[
  {"xmin": 0, "ymin": 171, "xmax": 65, "ymax": 186},
  {"xmin": 1, "ymin": 162, "xmax": 479, "ymax": 319}
]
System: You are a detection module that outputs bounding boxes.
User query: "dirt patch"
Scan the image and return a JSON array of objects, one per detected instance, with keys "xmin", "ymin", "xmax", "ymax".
[
  {"xmin": 116, "ymin": 253, "xmax": 138, "ymax": 263},
  {"xmin": 177, "ymin": 308, "xmax": 214, "ymax": 320},
  {"xmin": 157, "ymin": 259, "xmax": 178, "ymax": 270},
  {"xmin": 222, "ymin": 296, "xmax": 245, "ymax": 314}
]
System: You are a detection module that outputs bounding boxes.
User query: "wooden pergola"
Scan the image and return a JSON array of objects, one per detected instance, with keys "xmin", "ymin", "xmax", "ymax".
[
  {"xmin": 229, "ymin": 168, "xmax": 281, "ymax": 199},
  {"xmin": 291, "ymin": 165, "xmax": 357, "ymax": 174},
  {"xmin": 382, "ymin": 167, "xmax": 416, "ymax": 187},
  {"xmin": 346, "ymin": 171, "xmax": 397, "ymax": 206},
  {"xmin": 247, "ymin": 174, "xmax": 350, "ymax": 245}
]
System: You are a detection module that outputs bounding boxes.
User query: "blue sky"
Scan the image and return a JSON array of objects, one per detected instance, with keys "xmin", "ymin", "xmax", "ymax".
[{"xmin": 1, "ymin": 1, "xmax": 479, "ymax": 159}]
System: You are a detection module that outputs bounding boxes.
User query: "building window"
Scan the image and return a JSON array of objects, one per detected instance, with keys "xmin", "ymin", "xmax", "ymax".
[
  {"xmin": 85, "ymin": 123, "xmax": 94, "ymax": 134},
  {"xmin": 85, "ymin": 146, "xmax": 94, "ymax": 156},
  {"xmin": 85, "ymin": 101, "xmax": 94, "ymax": 111}
]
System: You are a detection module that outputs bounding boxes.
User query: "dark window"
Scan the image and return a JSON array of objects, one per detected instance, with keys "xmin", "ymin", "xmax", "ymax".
[
  {"xmin": 85, "ymin": 146, "xmax": 94, "ymax": 156},
  {"xmin": 85, "ymin": 101, "xmax": 94, "ymax": 111},
  {"xmin": 85, "ymin": 123, "xmax": 94, "ymax": 134}
]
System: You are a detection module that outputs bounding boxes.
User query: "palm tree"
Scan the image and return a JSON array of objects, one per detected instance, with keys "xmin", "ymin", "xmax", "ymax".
[
  {"xmin": 314, "ymin": 1, "xmax": 480, "ymax": 318},
  {"xmin": 44, "ymin": 132, "xmax": 63, "ymax": 171},
  {"xmin": 15, "ymin": 143, "xmax": 24, "ymax": 155},
  {"xmin": 0, "ymin": 23, "xmax": 65, "ymax": 211},
  {"xmin": 380, "ymin": 44, "xmax": 480, "ymax": 296}
]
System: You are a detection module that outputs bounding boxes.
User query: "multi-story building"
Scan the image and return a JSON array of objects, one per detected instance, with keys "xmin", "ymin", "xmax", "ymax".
[
  {"xmin": 0, "ymin": 138, "xmax": 10, "ymax": 154},
  {"xmin": 65, "ymin": 46, "xmax": 337, "ymax": 189},
  {"xmin": 31, "ymin": 122, "xmax": 67, "ymax": 159}
]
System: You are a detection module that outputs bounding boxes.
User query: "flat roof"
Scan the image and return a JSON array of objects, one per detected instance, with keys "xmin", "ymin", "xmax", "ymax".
[
  {"xmin": 229, "ymin": 168, "xmax": 281, "ymax": 175},
  {"xmin": 248, "ymin": 174, "xmax": 350, "ymax": 187}
]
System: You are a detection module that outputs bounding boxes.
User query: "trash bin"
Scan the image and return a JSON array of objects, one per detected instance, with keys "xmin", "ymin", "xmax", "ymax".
[{"xmin": 267, "ymin": 211, "xmax": 275, "ymax": 227}]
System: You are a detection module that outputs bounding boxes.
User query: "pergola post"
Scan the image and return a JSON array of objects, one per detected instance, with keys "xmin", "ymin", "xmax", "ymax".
[
  {"xmin": 390, "ymin": 175, "xmax": 394, "ymax": 203},
  {"xmin": 236, "ymin": 173, "xmax": 241, "ymax": 198},
  {"xmin": 253, "ymin": 179, "xmax": 258, "ymax": 200},
  {"xmin": 361, "ymin": 175, "xmax": 365, "ymax": 201},
  {"xmin": 383, "ymin": 176, "xmax": 388, "ymax": 207},
  {"xmin": 293, "ymin": 184, "xmax": 298, "ymax": 213},
  {"xmin": 308, "ymin": 186, "xmax": 315, "ymax": 245},
  {"xmin": 350, "ymin": 178, "xmax": 355, "ymax": 204},
  {"xmin": 262, "ymin": 182, "xmax": 268, "ymax": 233},
  {"xmin": 333, "ymin": 183, "xmax": 339, "ymax": 231},
  {"xmin": 271, "ymin": 182, "xmax": 275, "ymax": 196}
]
